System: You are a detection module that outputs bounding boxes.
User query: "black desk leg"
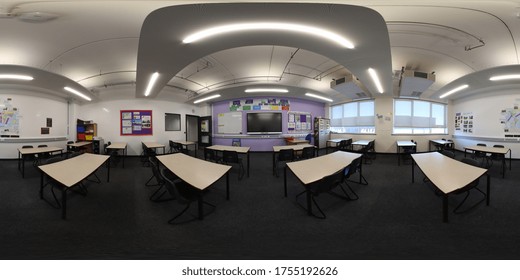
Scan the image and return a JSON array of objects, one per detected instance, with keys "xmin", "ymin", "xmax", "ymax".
[
  {"xmin": 226, "ymin": 172, "xmax": 230, "ymax": 200},
  {"xmin": 61, "ymin": 189, "xmax": 67, "ymax": 220},
  {"xmin": 486, "ymin": 173, "xmax": 490, "ymax": 206},
  {"xmin": 502, "ymin": 157, "xmax": 506, "ymax": 178},
  {"xmin": 272, "ymin": 152, "xmax": 276, "ymax": 176},
  {"xmin": 306, "ymin": 190, "xmax": 312, "ymax": 216},
  {"xmin": 198, "ymin": 194, "xmax": 204, "ymax": 220},
  {"xmin": 18, "ymin": 151, "xmax": 21, "ymax": 171},
  {"xmin": 284, "ymin": 166, "xmax": 287, "ymax": 197},
  {"xmin": 107, "ymin": 158, "xmax": 110, "ymax": 182},
  {"xmin": 40, "ymin": 172, "xmax": 44, "ymax": 199},
  {"xmin": 22, "ymin": 155, "xmax": 26, "ymax": 178},
  {"xmin": 247, "ymin": 152, "xmax": 250, "ymax": 177},
  {"xmin": 443, "ymin": 195, "xmax": 449, "ymax": 223},
  {"xmin": 411, "ymin": 160, "xmax": 415, "ymax": 183},
  {"xmin": 359, "ymin": 161, "xmax": 363, "ymax": 184}
]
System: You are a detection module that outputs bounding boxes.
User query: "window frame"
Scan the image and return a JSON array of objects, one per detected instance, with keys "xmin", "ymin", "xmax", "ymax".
[
  {"xmin": 392, "ymin": 98, "xmax": 447, "ymax": 135},
  {"xmin": 330, "ymin": 99, "xmax": 376, "ymax": 134}
]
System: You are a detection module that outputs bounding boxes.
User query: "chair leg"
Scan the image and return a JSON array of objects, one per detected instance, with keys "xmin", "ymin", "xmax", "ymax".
[
  {"xmin": 168, "ymin": 203, "xmax": 191, "ymax": 224},
  {"xmin": 145, "ymin": 174, "xmax": 160, "ymax": 187},
  {"xmin": 150, "ymin": 184, "xmax": 174, "ymax": 202},
  {"xmin": 453, "ymin": 188, "xmax": 486, "ymax": 214},
  {"xmin": 338, "ymin": 182, "xmax": 359, "ymax": 200},
  {"xmin": 310, "ymin": 196, "xmax": 326, "ymax": 219}
]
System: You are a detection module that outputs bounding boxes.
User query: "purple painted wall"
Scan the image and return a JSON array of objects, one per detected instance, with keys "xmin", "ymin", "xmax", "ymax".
[{"xmin": 212, "ymin": 96, "xmax": 325, "ymax": 151}]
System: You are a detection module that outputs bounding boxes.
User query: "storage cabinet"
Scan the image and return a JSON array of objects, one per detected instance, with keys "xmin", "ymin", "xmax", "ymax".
[{"xmin": 77, "ymin": 119, "xmax": 97, "ymax": 141}]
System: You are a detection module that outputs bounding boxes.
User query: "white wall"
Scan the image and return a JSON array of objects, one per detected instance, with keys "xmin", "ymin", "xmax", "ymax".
[
  {"xmin": 452, "ymin": 88, "xmax": 520, "ymax": 158},
  {"xmin": 0, "ymin": 90, "xmax": 71, "ymax": 158},
  {"xmin": 77, "ymin": 89, "xmax": 203, "ymax": 156}
]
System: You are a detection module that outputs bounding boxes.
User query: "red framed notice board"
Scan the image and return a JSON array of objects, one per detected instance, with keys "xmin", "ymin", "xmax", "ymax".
[{"xmin": 120, "ymin": 110, "xmax": 153, "ymax": 136}]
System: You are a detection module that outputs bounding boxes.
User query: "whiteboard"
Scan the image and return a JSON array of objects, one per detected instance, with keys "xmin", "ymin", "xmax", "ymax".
[{"xmin": 217, "ymin": 111, "xmax": 242, "ymax": 134}]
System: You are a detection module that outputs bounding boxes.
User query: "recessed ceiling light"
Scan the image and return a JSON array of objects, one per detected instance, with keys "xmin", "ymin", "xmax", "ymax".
[
  {"xmin": 183, "ymin": 22, "xmax": 355, "ymax": 49},
  {"xmin": 305, "ymin": 93, "xmax": 333, "ymax": 102},
  {"xmin": 368, "ymin": 68, "xmax": 383, "ymax": 94},
  {"xmin": 194, "ymin": 94, "xmax": 221, "ymax": 104},
  {"xmin": 0, "ymin": 74, "xmax": 34, "ymax": 81},
  {"xmin": 489, "ymin": 74, "xmax": 520, "ymax": 81},
  {"xmin": 439, "ymin": 84, "xmax": 468, "ymax": 98},
  {"xmin": 144, "ymin": 72, "xmax": 159, "ymax": 97},
  {"xmin": 64, "ymin": 87, "xmax": 92, "ymax": 101},
  {"xmin": 245, "ymin": 88, "xmax": 289, "ymax": 93}
]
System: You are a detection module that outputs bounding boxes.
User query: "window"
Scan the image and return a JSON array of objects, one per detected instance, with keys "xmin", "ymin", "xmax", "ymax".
[
  {"xmin": 393, "ymin": 99, "xmax": 447, "ymax": 134},
  {"xmin": 165, "ymin": 113, "xmax": 181, "ymax": 131},
  {"xmin": 330, "ymin": 100, "xmax": 375, "ymax": 133}
]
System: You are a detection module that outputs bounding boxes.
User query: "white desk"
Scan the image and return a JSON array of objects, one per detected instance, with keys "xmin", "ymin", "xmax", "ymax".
[
  {"xmin": 106, "ymin": 142, "xmax": 127, "ymax": 168},
  {"xmin": 171, "ymin": 140, "xmax": 197, "ymax": 156},
  {"xmin": 285, "ymin": 151, "xmax": 362, "ymax": 216},
  {"xmin": 18, "ymin": 146, "xmax": 64, "ymax": 178},
  {"xmin": 411, "ymin": 152, "xmax": 490, "ymax": 223},
  {"xmin": 38, "ymin": 153, "xmax": 110, "ymax": 219},
  {"xmin": 272, "ymin": 144, "xmax": 315, "ymax": 175},
  {"xmin": 142, "ymin": 141, "xmax": 166, "ymax": 154},
  {"xmin": 207, "ymin": 145, "xmax": 251, "ymax": 177},
  {"xmin": 464, "ymin": 145, "xmax": 511, "ymax": 178},
  {"xmin": 396, "ymin": 141, "xmax": 416, "ymax": 166},
  {"xmin": 156, "ymin": 153, "xmax": 231, "ymax": 220},
  {"xmin": 429, "ymin": 139, "xmax": 451, "ymax": 151},
  {"xmin": 326, "ymin": 138, "xmax": 352, "ymax": 153}
]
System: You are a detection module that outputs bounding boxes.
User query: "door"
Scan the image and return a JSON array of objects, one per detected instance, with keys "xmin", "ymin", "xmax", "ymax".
[
  {"xmin": 198, "ymin": 116, "xmax": 212, "ymax": 147},
  {"xmin": 185, "ymin": 115, "xmax": 199, "ymax": 144}
]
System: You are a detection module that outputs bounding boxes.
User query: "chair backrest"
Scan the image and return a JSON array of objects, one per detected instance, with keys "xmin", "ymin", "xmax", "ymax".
[
  {"xmin": 278, "ymin": 149, "xmax": 294, "ymax": 161},
  {"xmin": 305, "ymin": 133, "xmax": 312, "ymax": 142},
  {"xmin": 38, "ymin": 144, "xmax": 48, "ymax": 148},
  {"xmin": 301, "ymin": 146, "xmax": 315, "ymax": 159},
  {"xmin": 440, "ymin": 150, "xmax": 456, "ymax": 158},
  {"xmin": 204, "ymin": 147, "xmax": 216, "ymax": 160},
  {"xmin": 309, "ymin": 168, "xmax": 345, "ymax": 195},
  {"xmin": 344, "ymin": 157, "xmax": 362, "ymax": 178},
  {"xmin": 477, "ymin": 143, "xmax": 487, "ymax": 147},
  {"xmin": 493, "ymin": 144, "xmax": 504, "ymax": 148},
  {"xmin": 222, "ymin": 150, "xmax": 239, "ymax": 163},
  {"xmin": 149, "ymin": 157, "xmax": 165, "ymax": 184},
  {"xmin": 460, "ymin": 158, "xmax": 481, "ymax": 186},
  {"xmin": 338, "ymin": 140, "xmax": 347, "ymax": 150},
  {"xmin": 44, "ymin": 157, "xmax": 63, "ymax": 165},
  {"xmin": 22, "ymin": 145, "xmax": 33, "ymax": 148},
  {"xmin": 162, "ymin": 171, "xmax": 193, "ymax": 204}
]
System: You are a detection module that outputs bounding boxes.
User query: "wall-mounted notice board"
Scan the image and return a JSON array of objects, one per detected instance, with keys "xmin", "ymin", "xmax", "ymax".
[{"xmin": 120, "ymin": 110, "xmax": 153, "ymax": 136}]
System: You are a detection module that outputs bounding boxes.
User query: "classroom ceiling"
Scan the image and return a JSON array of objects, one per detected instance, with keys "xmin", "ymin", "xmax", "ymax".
[{"xmin": 1, "ymin": 0, "xmax": 520, "ymax": 104}]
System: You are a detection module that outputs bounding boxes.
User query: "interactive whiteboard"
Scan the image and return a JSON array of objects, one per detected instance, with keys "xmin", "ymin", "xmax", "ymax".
[{"xmin": 217, "ymin": 111, "xmax": 242, "ymax": 134}]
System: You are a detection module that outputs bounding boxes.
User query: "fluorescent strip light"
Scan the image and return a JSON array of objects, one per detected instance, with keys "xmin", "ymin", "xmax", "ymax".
[
  {"xmin": 245, "ymin": 88, "xmax": 288, "ymax": 93},
  {"xmin": 439, "ymin": 84, "xmax": 468, "ymax": 99},
  {"xmin": 368, "ymin": 68, "xmax": 384, "ymax": 94},
  {"xmin": 489, "ymin": 74, "xmax": 520, "ymax": 81},
  {"xmin": 183, "ymin": 22, "xmax": 354, "ymax": 49},
  {"xmin": 144, "ymin": 72, "xmax": 159, "ymax": 97},
  {"xmin": 0, "ymin": 74, "xmax": 33, "ymax": 81},
  {"xmin": 305, "ymin": 93, "xmax": 333, "ymax": 102},
  {"xmin": 193, "ymin": 94, "xmax": 221, "ymax": 104},
  {"xmin": 64, "ymin": 87, "xmax": 92, "ymax": 101}
]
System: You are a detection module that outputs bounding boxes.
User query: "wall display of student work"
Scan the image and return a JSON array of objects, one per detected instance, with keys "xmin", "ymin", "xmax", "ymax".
[
  {"xmin": 500, "ymin": 105, "xmax": 520, "ymax": 137},
  {"xmin": 120, "ymin": 110, "xmax": 153, "ymax": 136},
  {"xmin": 287, "ymin": 111, "xmax": 312, "ymax": 132},
  {"xmin": 229, "ymin": 98, "xmax": 290, "ymax": 111},
  {"xmin": 0, "ymin": 97, "xmax": 20, "ymax": 136},
  {"xmin": 455, "ymin": 112, "xmax": 474, "ymax": 134}
]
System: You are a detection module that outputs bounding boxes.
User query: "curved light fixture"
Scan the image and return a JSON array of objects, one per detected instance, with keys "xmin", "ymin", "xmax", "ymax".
[
  {"xmin": 305, "ymin": 93, "xmax": 333, "ymax": 102},
  {"xmin": 64, "ymin": 87, "xmax": 92, "ymax": 101},
  {"xmin": 0, "ymin": 74, "xmax": 34, "ymax": 81},
  {"xmin": 183, "ymin": 22, "xmax": 355, "ymax": 49},
  {"xmin": 489, "ymin": 74, "xmax": 520, "ymax": 81},
  {"xmin": 194, "ymin": 94, "xmax": 221, "ymax": 104},
  {"xmin": 439, "ymin": 84, "xmax": 468, "ymax": 99},
  {"xmin": 144, "ymin": 72, "xmax": 159, "ymax": 97},
  {"xmin": 245, "ymin": 88, "xmax": 288, "ymax": 93},
  {"xmin": 368, "ymin": 68, "xmax": 383, "ymax": 94}
]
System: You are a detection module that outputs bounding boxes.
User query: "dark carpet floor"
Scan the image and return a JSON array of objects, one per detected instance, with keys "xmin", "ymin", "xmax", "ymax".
[{"xmin": 0, "ymin": 150, "xmax": 518, "ymax": 260}]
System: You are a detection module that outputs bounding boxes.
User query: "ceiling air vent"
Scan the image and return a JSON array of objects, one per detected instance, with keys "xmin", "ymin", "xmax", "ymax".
[
  {"xmin": 399, "ymin": 70, "xmax": 435, "ymax": 97},
  {"xmin": 330, "ymin": 74, "xmax": 370, "ymax": 99}
]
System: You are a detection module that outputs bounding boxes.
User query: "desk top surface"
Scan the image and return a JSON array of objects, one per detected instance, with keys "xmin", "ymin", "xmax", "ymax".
[
  {"xmin": 38, "ymin": 153, "xmax": 110, "ymax": 188},
  {"xmin": 352, "ymin": 140, "xmax": 372, "ymax": 145},
  {"xmin": 172, "ymin": 140, "xmax": 196, "ymax": 145},
  {"xmin": 287, "ymin": 151, "xmax": 361, "ymax": 185},
  {"xmin": 273, "ymin": 143, "xmax": 314, "ymax": 152},
  {"xmin": 156, "ymin": 153, "xmax": 231, "ymax": 190},
  {"xmin": 430, "ymin": 139, "xmax": 450, "ymax": 145},
  {"xmin": 327, "ymin": 138, "xmax": 351, "ymax": 143},
  {"xmin": 464, "ymin": 145, "xmax": 510, "ymax": 154},
  {"xmin": 67, "ymin": 141, "xmax": 91, "ymax": 147},
  {"xmin": 412, "ymin": 152, "xmax": 487, "ymax": 194},
  {"xmin": 106, "ymin": 142, "xmax": 127, "ymax": 149},
  {"xmin": 142, "ymin": 142, "xmax": 165, "ymax": 149},
  {"xmin": 207, "ymin": 145, "xmax": 250, "ymax": 153},
  {"xmin": 287, "ymin": 139, "xmax": 309, "ymax": 144},
  {"xmin": 19, "ymin": 146, "xmax": 63, "ymax": 155},
  {"xmin": 397, "ymin": 141, "xmax": 416, "ymax": 146}
]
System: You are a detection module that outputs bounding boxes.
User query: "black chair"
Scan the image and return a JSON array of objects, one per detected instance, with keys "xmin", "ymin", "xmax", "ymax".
[
  {"xmin": 338, "ymin": 139, "xmax": 352, "ymax": 152},
  {"xmin": 274, "ymin": 149, "xmax": 294, "ymax": 177},
  {"xmin": 344, "ymin": 156, "xmax": 368, "ymax": 186},
  {"xmin": 141, "ymin": 143, "xmax": 156, "ymax": 166},
  {"xmin": 440, "ymin": 149, "xmax": 456, "ymax": 159},
  {"xmin": 296, "ymin": 167, "xmax": 355, "ymax": 219},
  {"xmin": 298, "ymin": 146, "xmax": 316, "ymax": 160},
  {"xmin": 36, "ymin": 144, "xmax": 51, "ymax": 165},
  {"xmin": 489, "ymin": 144, "xmax": 505, "ymax": 168},
  {"xmin": 204, "ymin": 147, "xmax": 222, "ymax": 163},
  {"xmin": 105, "ymin": 141, "xmax": 119, "ymax": 166},
  {"xmin": 145, "ymin": 157, "xmax": 174, "ymax": 202},
  {"xmin": 401, "ymin": 140, "xmax": 417, "ymax": 165},
  {"xmin": 452, "ymin": 158, "xmax": 487, "ymax": 214},
  {"xmin": 473, "ymin": 143, "xmax": 490, "ymax": 168},
  {"xmin": 360, "ymin": 141, "xmax": 376, "ymax": 164},
  {"xmin": 162, "ymin": 171, "xmax": 215, "ymax": 224},
  {"xmin": 40, "ymin": 156, "xmax": 66, "ymax": 209},
  {"xmin": 222, "ymin": 150, "xmax": 244, "ymax": 180}
]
